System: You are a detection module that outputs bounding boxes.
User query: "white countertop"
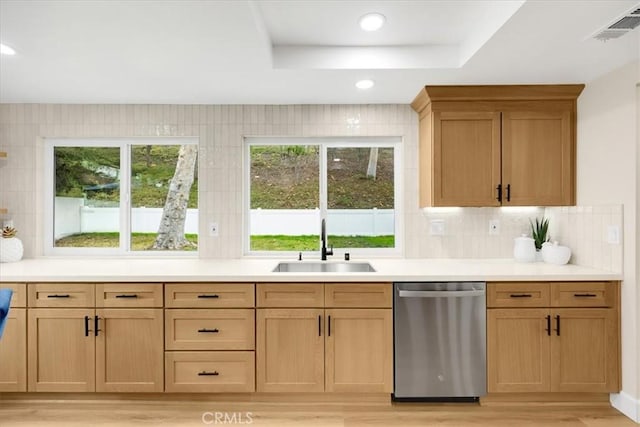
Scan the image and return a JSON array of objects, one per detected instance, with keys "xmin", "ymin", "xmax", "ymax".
[{"xmin": 0, "ymin": 258, "xmax": 622, "ymax": 282}]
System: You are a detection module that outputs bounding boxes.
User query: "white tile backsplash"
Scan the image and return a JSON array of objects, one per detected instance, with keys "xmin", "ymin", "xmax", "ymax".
[{"xmin": 0, "ymin": 103, "xmax": 624, "ymax": 271}]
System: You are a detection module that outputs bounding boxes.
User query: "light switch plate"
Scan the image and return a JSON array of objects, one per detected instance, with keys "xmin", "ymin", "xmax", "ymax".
[
  {"xmin": 209, "ymin": 222, "xmax": 219, "ymax": 237},
  {"xmin": 607, "ymin": 225, "xmax": 620, "ymax": 244},
  {"xmin": 489, "ymin": 219, "xmax": 500, "ymax": 235},
  {"xmin": 429, "ymin": 219, "xmax": 445, "ymax": 236}
]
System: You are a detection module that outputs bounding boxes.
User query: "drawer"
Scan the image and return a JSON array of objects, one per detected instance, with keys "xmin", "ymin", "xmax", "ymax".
[
  {"xmin": 28, "ymin": 283, "xmax": 94, "ymax": 307},
  {"xmin": 1, "ymin": 283, "xmax": 26, "ymax": 308},
  {"xmin": 257, "ymin": 283, "xmax": 323, "ymax": 307},
  {"xmin": 165, "ymin": 309, "xmax": 255, "ymax": 350},
  {"xmin": 487, "ymin": 282, "xmax": 550, "ymax": 308},
  {"xmin": 165, "ymin": 351, "xmax": 255, "ymax": 393},
  {"xmin": 95, "ymin": 283, "xmax": 163, "ymax": 307},
  {"xmin": 550, "ymin": 282, "xmax": 614, "ymax": 307},
  {"xmin": 165, "ymin": 283, "xmax": 254, "ymax": 308},
  {"xmin": 325, "ymin": 283, "xmax": 392, "ymax": 308}
]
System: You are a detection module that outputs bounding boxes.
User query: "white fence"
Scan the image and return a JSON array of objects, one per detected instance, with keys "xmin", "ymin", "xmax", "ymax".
[
  {"xmin": 54, "ymin": 198, "xmax": 394, "ymax": 239},
  {"xmin": 250, "ymin": 208, "xmax": 394, "ymax": 236},
  {"xmin": 54, "ymin": 197, "xmax": 199, "ymax": 239}
]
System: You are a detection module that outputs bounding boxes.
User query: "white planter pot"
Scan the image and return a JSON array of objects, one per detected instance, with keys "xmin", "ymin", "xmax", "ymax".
[{"xmin": 0, "ymin": 237, "xmax": 24, "ymax": 263}]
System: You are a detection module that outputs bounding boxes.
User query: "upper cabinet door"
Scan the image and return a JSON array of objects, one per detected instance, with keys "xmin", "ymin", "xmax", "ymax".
[
  {"xmin": 502, "ymin": 110, "xmax": 573, "ymax": 206},
  {"xmin": 431, "ymin": 111, "xmax": 501, "ymax": 207}
]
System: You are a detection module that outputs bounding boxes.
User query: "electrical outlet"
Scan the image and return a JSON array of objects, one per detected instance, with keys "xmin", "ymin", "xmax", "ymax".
[
  {"xmin": 429, "ymin": 219, "xmax": 445, "ymax": 236},
  {"xmin": 489, "ymin": 219, "xmax": 500, "ymax": 235},
  {"xmin": 607, "ymin": 225, "xmax": 620, "ymax": 245},
  {"xmin": 209, "ymin": 222, "xmax": 219, "ymax": 237}
]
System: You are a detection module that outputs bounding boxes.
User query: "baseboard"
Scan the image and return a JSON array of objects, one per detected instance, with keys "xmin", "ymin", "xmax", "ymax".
[{"xmin": 610, "ymin": 392, "xmax": 640, "ymax": 423}]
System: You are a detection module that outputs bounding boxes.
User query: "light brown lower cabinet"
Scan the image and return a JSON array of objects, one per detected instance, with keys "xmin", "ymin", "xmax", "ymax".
[
  {"xmin": 165, "ymin": 351, "xmax": 255, "ymax": 393},
  {"xmin": 0, "ymin": 308, "xmax": 27, "ymax": 391},
  {"xmin": 256, "ymin": 307, "xmax": 392, "ymax": 393},
  {"xmin": 28, "ymin": 308, "xmax": 163, "ymax": 392},
  {"xmin": 487, "ymin": 281, "xmax": 620, "ymax": 394}
]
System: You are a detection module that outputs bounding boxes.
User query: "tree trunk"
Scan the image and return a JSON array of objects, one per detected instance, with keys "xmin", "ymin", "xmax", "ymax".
[
  {"xmin": 366, "ymin": 147, "xmax": 378, "ymax": 179},
  {"xmin": 152, "ymin": 145, "xmax": 198, "ymax": 250}
]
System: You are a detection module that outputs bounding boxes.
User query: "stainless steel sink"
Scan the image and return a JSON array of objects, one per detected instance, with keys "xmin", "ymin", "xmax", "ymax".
[{"xmin": 272, "ymin": 261, "xmax": 376, "ymax": 273}]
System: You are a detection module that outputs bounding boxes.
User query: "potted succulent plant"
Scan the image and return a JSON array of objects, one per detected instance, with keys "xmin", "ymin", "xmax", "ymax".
[
  {"xmin": 0, "ymin": 224, "xmax": 23, "ymax": 263},
  {"xmin": 530, "ymin": 217, "xmax": 550, "ymax": 251}
]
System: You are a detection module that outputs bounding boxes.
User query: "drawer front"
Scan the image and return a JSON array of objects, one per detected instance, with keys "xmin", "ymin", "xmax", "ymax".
[
  {"xmin": 487, "ymin": 282, "xmax": 550, "ymax": 308},
  {"xmin": 2, "ymin": 283, "xmax": 26, "ymax": 308},
  {"xmin": 95, "ymin": 283, "xmax": 163, "ymax": 307},
  {"xmin": 165, "ymin": 351, "xmax": 255, "ymax": 393},
  {"xmin": 257, "ymin": 283, "xmax": 323, "ymax": 307},
  {"xmin": 325, "ymin": 283, "xmax": 392, "ymax": 308},
  {"xmin": 28, "ymin": 283, "xmax": 95, "ymax": 307},
  {"xmin": 550, "ymin": 282, "xmax": 614, "ymax": 307},
  {"xmin": 165, "ymin": 283, "xmax": 254, "ymax": 308},
  {"xmin": 165, "ymin": 309, "xmax": 255, "ymax": 350}
]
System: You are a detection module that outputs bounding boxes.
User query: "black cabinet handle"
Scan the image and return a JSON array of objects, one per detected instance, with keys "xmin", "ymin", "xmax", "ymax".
[
  {"xmin": 509, "ymin": 294, "xmax": 532, "ymax": 298},
  {"xmin": 84, "ymin": 315, "xmax": 91, "ymax": 337},
  {"xmin": 506, "ymin": 184, "xmax": 511, "ymax": 202},
  {"xmin": 94, "ymin": 315, "xmax": 101, "ymax": 336},
  {"xmin": 197, "ymin": 328, "xmax": 219, "ymax": 333},
  {"xmin": 318, "ymin": 315, "xmax": 321, "ymax": 336},
  {"xmin": 47, "ymin": 294, "xmax": 70, "ymax": 298},
  {"xmin": 555, "ymin": 315, "xmax": 560, "ymax": 336},
  {"xmin": 328, "ymin": 315, "xmax": 331, "ymax": 337},
  {"xmin": 496, "ymin": 184, "xmax": 502, "ymax": 202},
  {"xmin": 545, "ymin": 315, "xmax": 551, "ymax": 336},
  {"xmin": 197, "ymin": 295, "xmax": 219, "ymax": 299},
  {"xmin": 574, "ymin": 293, "xmax": 597, "ymax": 298},
  {"xmin": 198, "ymin": 371, "xmax": 219, "ymax": 376},
  {"xmin": 115, "ymin": 294, "xmax": 138, "ymax": 298}
]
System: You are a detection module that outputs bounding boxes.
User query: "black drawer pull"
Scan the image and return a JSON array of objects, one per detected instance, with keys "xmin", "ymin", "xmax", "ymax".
[
  {"xmin": 574, "ymin": 293, "xmax": 597, "ymax": 297},
  {"xmin": 115, "ymin": 294, "xmax": 138, "ymax": 298},
  {"xmin": 496, "ymin": 184, "xmax": 502, "ymax": 202},
  {"xmin": 84, "ymin": 315, "xmax": 91, "ymax": 337},
  {"xmin": 509, "ymin": 294, "xmax": 532, "ymax": 298},
  {"xmin": 197, "ymin": 295, "xmax": 220, "ymax": 299},
  {"xmin": 198, "ymin": 371, "xmax": 219, "ymax": 376},
  {"xmin": 545, "ymin": 315, "xmax": 551, "ymax": 336},
  {"xmin": 47, "ymin": 294, "xmax": 70, "ymax": 298},
  {"xmin": 197, "ymin": 328, "xmax": 219, "ymax": 333}
]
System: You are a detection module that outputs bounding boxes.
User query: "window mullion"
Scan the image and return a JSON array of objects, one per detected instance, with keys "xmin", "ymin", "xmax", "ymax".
[
  {"xmin": 120, "ymin": 144, "xmax": 130, "ymax": 253},
  {"xmin": 319, "ymin": 144, "xmax": 328, "ymax": 251}
]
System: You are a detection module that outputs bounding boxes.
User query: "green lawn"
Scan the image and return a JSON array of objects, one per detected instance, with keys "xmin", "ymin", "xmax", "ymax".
[
  {"xmin": 55, "ymin": 232, "xmax": 198, "ymax": 251},
  {"xmin": 250, "ymin": 235, "xmax": 394, "ymax": 251},
  {"xmin": 55, "ymin": 232, "xmax": 393, "ymax": 252}
]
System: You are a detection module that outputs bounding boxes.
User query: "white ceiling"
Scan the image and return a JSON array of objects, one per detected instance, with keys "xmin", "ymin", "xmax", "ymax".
[{"xmin": 0, "ymin": 0, "xmax": 638, "ymax": 104}]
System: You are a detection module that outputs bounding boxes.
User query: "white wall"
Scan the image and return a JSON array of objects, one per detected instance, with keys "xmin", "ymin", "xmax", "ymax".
[{"xmin": 577, "ymin": 60, "xmax": 639, "ymax": 420}]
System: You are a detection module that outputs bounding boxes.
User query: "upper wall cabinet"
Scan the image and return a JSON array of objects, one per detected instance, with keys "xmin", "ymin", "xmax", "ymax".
[{"xmin": 411, "ymin": 85, "xmax": 584, "ymax": 207}]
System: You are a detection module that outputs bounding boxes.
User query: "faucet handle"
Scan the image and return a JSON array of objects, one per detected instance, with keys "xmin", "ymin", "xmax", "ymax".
[{"xmin": 327, "ymin": 245, "xmax": 334, "ymax": 257}]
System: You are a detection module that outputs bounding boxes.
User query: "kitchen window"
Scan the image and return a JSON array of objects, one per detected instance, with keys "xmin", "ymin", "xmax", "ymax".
[
  {"xmin": 44, "ymin": 138, "xmax": 198, "ymax": 255},
  {"xmin": 245, "ymin": 137, "xmax": 402, "ymax": 256}
]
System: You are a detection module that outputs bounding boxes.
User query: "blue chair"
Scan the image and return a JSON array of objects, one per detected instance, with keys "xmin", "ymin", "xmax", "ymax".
[{"xmin": 0, "ymin": 288, "xmax": 13, "ymax": 339}]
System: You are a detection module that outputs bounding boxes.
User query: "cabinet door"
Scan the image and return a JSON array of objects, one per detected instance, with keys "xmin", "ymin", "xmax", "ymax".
[
  {"xmin": 487, "ymin": 309, "xmax": 550, "ymax": 392},
  {"xmin": 0, "ymin": 308, "xmax": 26, "ymax": 391},
  {"xmin": 502, "ymin": 110, "xmax": 573, "ymax": 206},
  {"xmin": 551, "ymin": 308, "xmax": 619, "ymax": 392},
  {"xmin": 256, "ymin": 308, "xmax": 324, "ymax": 392},
  {"xmin": 325, "ymin": 309, "xmax": 392, "ymax": 392},
  {"xmin": 95, "ymin": 309, "xmax": 164, "ymax": 392},
  {"xmin": 28, "ymin": 309, "xmax": 95, "ymax": 392},
  {"xmin": 431, "ymin": 111, "xmax": 501, "ymax": 206}
]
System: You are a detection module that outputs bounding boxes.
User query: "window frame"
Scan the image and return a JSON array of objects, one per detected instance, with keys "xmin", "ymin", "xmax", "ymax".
[
  {"xmin": 243, "ymin": 136, "xmax": 403, "ymax": 257},
  {"xmin": 44, "ymin": 137, "xmax": 199, "ymax": 257}
]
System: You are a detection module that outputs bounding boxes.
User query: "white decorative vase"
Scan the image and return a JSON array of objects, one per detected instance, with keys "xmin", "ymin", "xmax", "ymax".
[{"xmin": 0, "ymin": 237, "xmax": 24, "ymax": 262}]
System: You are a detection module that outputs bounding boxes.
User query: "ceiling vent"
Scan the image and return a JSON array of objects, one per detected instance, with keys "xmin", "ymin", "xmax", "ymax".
[{"xmin": 592, "ymin": 3, "xmax": 640, "ymax": 41}]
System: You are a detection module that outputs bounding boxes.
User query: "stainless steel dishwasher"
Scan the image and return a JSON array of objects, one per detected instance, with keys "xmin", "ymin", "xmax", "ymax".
[{"xmin": 393, "ymin": 282, "xmax": 486, "ymax": 401}]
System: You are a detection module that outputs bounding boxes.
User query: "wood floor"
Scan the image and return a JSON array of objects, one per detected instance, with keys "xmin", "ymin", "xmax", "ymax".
[{"xmin": 0, "ymin": 398, "xmax": 634, "ymax": 427}]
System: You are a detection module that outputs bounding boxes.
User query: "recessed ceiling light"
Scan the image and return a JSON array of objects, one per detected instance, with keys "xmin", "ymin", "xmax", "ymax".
[
  {"xmin": 0, "ymin": 43, "xmax": 16, "ymax": 55},
  {"xmin": 359, "ymin": 13, "xmax": 386, "ymax": 31},
  {"xmin": 355, "ymin": 79, "xmax": 375, "ymax": 90}
]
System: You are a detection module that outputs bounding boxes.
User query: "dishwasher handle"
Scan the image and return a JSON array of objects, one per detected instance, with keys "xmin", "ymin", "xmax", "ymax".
[{"xmin": 398, "ymin": 289, "xmax": 485, "ymax": 298}]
